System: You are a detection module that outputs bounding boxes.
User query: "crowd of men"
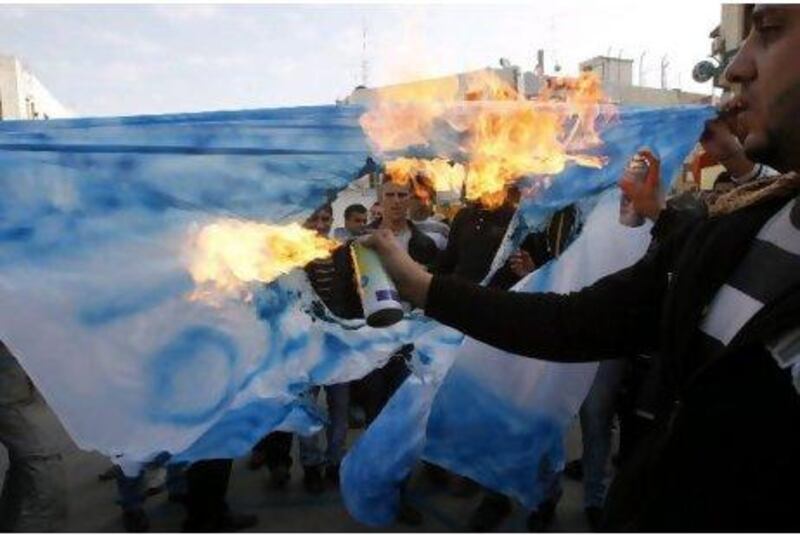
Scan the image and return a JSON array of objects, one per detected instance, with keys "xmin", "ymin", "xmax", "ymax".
[
  {"xmin": 0, "ymin": 4, "xmax": 798, "ymax": 532},
  {"xmin": 362, "ymin": 4, "xmax": 800, "ymax": 531}
]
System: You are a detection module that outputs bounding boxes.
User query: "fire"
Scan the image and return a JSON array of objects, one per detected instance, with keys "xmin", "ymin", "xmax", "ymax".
[
  {"xmin": 384, "ymin": 157, "xmax": 466, "ymax": 195},
  {"xmin": 360, "ymin": 70, "xmax": 613, "ymax": 208},
  {"xmin": 542, "ymin": 72, "xmax": 609, "ymax": 150},
  {"xmin": 358, "ymin": 77, "xmax": 459, "ymax": 153},
  {"xmin": 464, "ymin": 69, "xmax": 519, "ymax": 101},
  {"xmin": 186, "ymin": 219, "xmax": 337, "ymax": 301}
]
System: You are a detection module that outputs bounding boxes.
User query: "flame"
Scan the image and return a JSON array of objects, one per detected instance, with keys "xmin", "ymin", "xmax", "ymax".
[
  {"xmin": 464, "ymin": 69, "xmax": 519, "ymax": 101},
  {"xmin": 186, "ymin": 219, "xmax": 337, "ymax": 302},
  {"xmin": 361, "ymin": 70, "xmax": 613, "ymax": 209},
  {"xmin": 358, "ymin": 77, "xmax": 459, "ymax": 153},
  {"xmin": 542, "ymin": 72, "xmax": 609, "ymax": 150},
  {"xmin": 384, "ymin": 157, "xmax": 466, "ymax": 195}
]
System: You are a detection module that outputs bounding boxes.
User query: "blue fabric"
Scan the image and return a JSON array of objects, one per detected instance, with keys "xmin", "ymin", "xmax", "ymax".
[
  {"xmin": 0, "ymin": 103, "xmax": 713, "ymax": 511},
  {"xmin": 342, "ymin": 105, "xmax": 714, "ymax": 524},
  {"xmin": 0, "ymin": 105, "xmax": 419, "ymax": 469}
]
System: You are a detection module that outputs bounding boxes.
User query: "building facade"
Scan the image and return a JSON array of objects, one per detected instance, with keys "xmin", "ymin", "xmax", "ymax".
[
  {"xmin": 343, "ymin": 65, "xmax": 523, "ymax": 106},
  {"xmin": 0, "ymin": 54, "xmax": 73, "ymax": 120},
  {"xmin": 343, "ymin": 55, "xmax": 709, "ymax": 108},
  {"xmin": 580, "ymin": 55, "xmax": 710, "ymax": 106}
]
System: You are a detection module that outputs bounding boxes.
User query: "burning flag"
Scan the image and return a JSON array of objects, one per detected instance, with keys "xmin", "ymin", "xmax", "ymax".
[
  {"xmin": 0, "ymin": 94, "xmax": 713, "ymax": 511},
  {"xmin": 360, "ymin": 70, "xmax": 614, "ymax": 208},
  {"xmin": 383, "ymin": 157, "xmax": 466, "ymax": 197}
]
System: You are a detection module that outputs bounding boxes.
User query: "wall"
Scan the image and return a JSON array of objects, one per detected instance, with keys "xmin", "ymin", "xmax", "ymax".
[
  {"xmin": 0, "ymin": 54, "xmax": 73, "ymax": 120},
  {"xmin": 344, "ymin": 66, "xmax": 522, "ymax": 106},
  {"xmin": 611, "ymin": 84, "xmax": 710, "ymax": 106},
  {"xmin": 580, "ymin": 56, "xmax": 634, "ymax": 87},
  {"xmin": 0, "ymin": 55, "xmax": 23, "ymax": 119}
]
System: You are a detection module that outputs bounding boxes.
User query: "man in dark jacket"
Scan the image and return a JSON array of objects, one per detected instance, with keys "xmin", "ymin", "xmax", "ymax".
[
  {"xmin": 361, "ymin": 5, "xmax": 800, "ymax": 530},
  {"xmin": 438, "ymin": 187, "xmax": 577, "ymax": 289}
]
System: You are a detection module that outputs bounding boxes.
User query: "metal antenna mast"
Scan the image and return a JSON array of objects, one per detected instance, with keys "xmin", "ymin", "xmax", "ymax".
[
  {"xmin": 360, "ymin": 18, "xmax": 370, "ymax": 87},
  {"xmin": 639, "ymin": 51, "xmax": 647, "ymax": 86}
]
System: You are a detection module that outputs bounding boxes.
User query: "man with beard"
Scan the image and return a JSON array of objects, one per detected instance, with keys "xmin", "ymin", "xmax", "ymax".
[{"xmin": 360, "ymin": 5, "xmax": 800, "ymax": 530}]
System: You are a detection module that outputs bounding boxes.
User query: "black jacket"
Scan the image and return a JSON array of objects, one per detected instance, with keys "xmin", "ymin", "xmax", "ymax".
[
  {"xmin": 436, "ymin": 203, "xmax": 577, "ymax": 290},
  {"xmin": 436, "ymin": 203, "xmax": 517, "ymax": 284},
  {"xmin": 426, "ymin": 193, "xmax": 800, "ymax": 531},
  {"xmin": 366, "ymin": 219, "xmax": 440, "ymax": 270}
]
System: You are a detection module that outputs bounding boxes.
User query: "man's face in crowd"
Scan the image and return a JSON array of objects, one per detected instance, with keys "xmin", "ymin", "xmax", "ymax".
[
  {"xmin": 381, "ymin": 181, "xmax": 411, "ymax": 224},
  {"xmin": 725, "ymin": 5, "xmax": 800, "ymax": 172},
  {"xmin": 304, "ymin": 208, "xmax": 332, "ymax": 237},
  {"xmin": 345, "ymin": 211, "xmax": 368, "ymax": 234},
  {"xmin": 370, "ymin": 203, "xmax": 382, "ymax": 222}
]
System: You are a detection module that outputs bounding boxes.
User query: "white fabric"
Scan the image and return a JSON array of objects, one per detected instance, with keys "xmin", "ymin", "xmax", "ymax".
[{"xmin": 701, "ymin": 284, "xmax": 764, "ymax": 345}]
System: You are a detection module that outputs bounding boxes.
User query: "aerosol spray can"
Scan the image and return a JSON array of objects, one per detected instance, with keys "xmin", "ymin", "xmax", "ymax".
[
  {"xmin": 618, "ymin": 153, "xmax": 650, "ymax": 228},
  {"xmin": 350, "ymin": 241, "xmax": 404, "ymax": 328}
]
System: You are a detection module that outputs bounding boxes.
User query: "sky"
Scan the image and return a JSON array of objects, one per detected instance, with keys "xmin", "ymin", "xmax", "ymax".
[{"xmin": 0, "ymin": 2, "xmax": 722, "ymax": 117}]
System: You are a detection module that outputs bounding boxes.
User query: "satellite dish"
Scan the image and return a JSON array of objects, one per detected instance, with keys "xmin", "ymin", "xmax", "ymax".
[{"xmin": 692, "ymin": 60, "xmax": 718, "ymax": 83}]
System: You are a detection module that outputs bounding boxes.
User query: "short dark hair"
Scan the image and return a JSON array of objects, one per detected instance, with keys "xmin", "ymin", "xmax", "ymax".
[{"xmin": 344, "ymin": 203, "xmax": 368, "ymax": 220}]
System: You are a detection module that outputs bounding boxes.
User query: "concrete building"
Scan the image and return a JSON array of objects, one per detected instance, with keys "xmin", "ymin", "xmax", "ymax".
[
  {"xmin": 0, "ymin": 54, "xmax": 73, "ymax": 120},
  {"xmin": 343, "ymin": 54, "xmax": 709, "ymax": 108},
  {"xmin": 579, "ymin": 55, "xmax": 709, "ymax": 106},
  {"xmin": 580, "ymin": 55, "xmax": 634, "ymax": 91}
]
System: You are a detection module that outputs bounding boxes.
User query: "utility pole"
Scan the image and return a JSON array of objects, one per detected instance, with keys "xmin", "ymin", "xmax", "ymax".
[
  {"xmin": 639, "ymin": 51, "xmax": 647, "ymax": 86},
  {"xmin": 360, "ymin": 18, "xmax": 369, "ymax": 87},
  {"xmin": 661, "ymin": 55, "xmax": 670, "ymax": 89}
]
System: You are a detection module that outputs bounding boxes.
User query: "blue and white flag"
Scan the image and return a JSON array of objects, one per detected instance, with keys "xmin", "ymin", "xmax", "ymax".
[{"xmin": 0, "ymin": 104, "xmax": 711, "ymax": 492}]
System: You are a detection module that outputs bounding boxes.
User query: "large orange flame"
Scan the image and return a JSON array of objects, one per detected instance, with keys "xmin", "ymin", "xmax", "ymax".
[
  {"xmin": 361, "ymin": 70, "xmax": 613, "ymax": 208},
  {"xmin": 358, "ymin": 77, "xmax": 459, "ymax": 153},
  {"xmin": 187, "ymin": 219, "xmax": 337, "ymax": 302},
  {"xmin": 464, "ymin": 69, "xmax": 519, "ymax": 101},
  {"xmin": 384, "ymin": 157, "xmax": 466, "ymax": 195}
]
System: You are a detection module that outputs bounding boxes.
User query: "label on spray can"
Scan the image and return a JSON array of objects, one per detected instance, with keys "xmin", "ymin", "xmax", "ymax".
[{"xmin": 350, "ymin": 242, "xmax": 404, "ymax": 328}]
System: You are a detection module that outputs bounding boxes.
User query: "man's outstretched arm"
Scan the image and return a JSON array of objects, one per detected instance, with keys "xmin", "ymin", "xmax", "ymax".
[{"xmin": 362, "ymin": 228, "xmax": 670, "ymax": 362}]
